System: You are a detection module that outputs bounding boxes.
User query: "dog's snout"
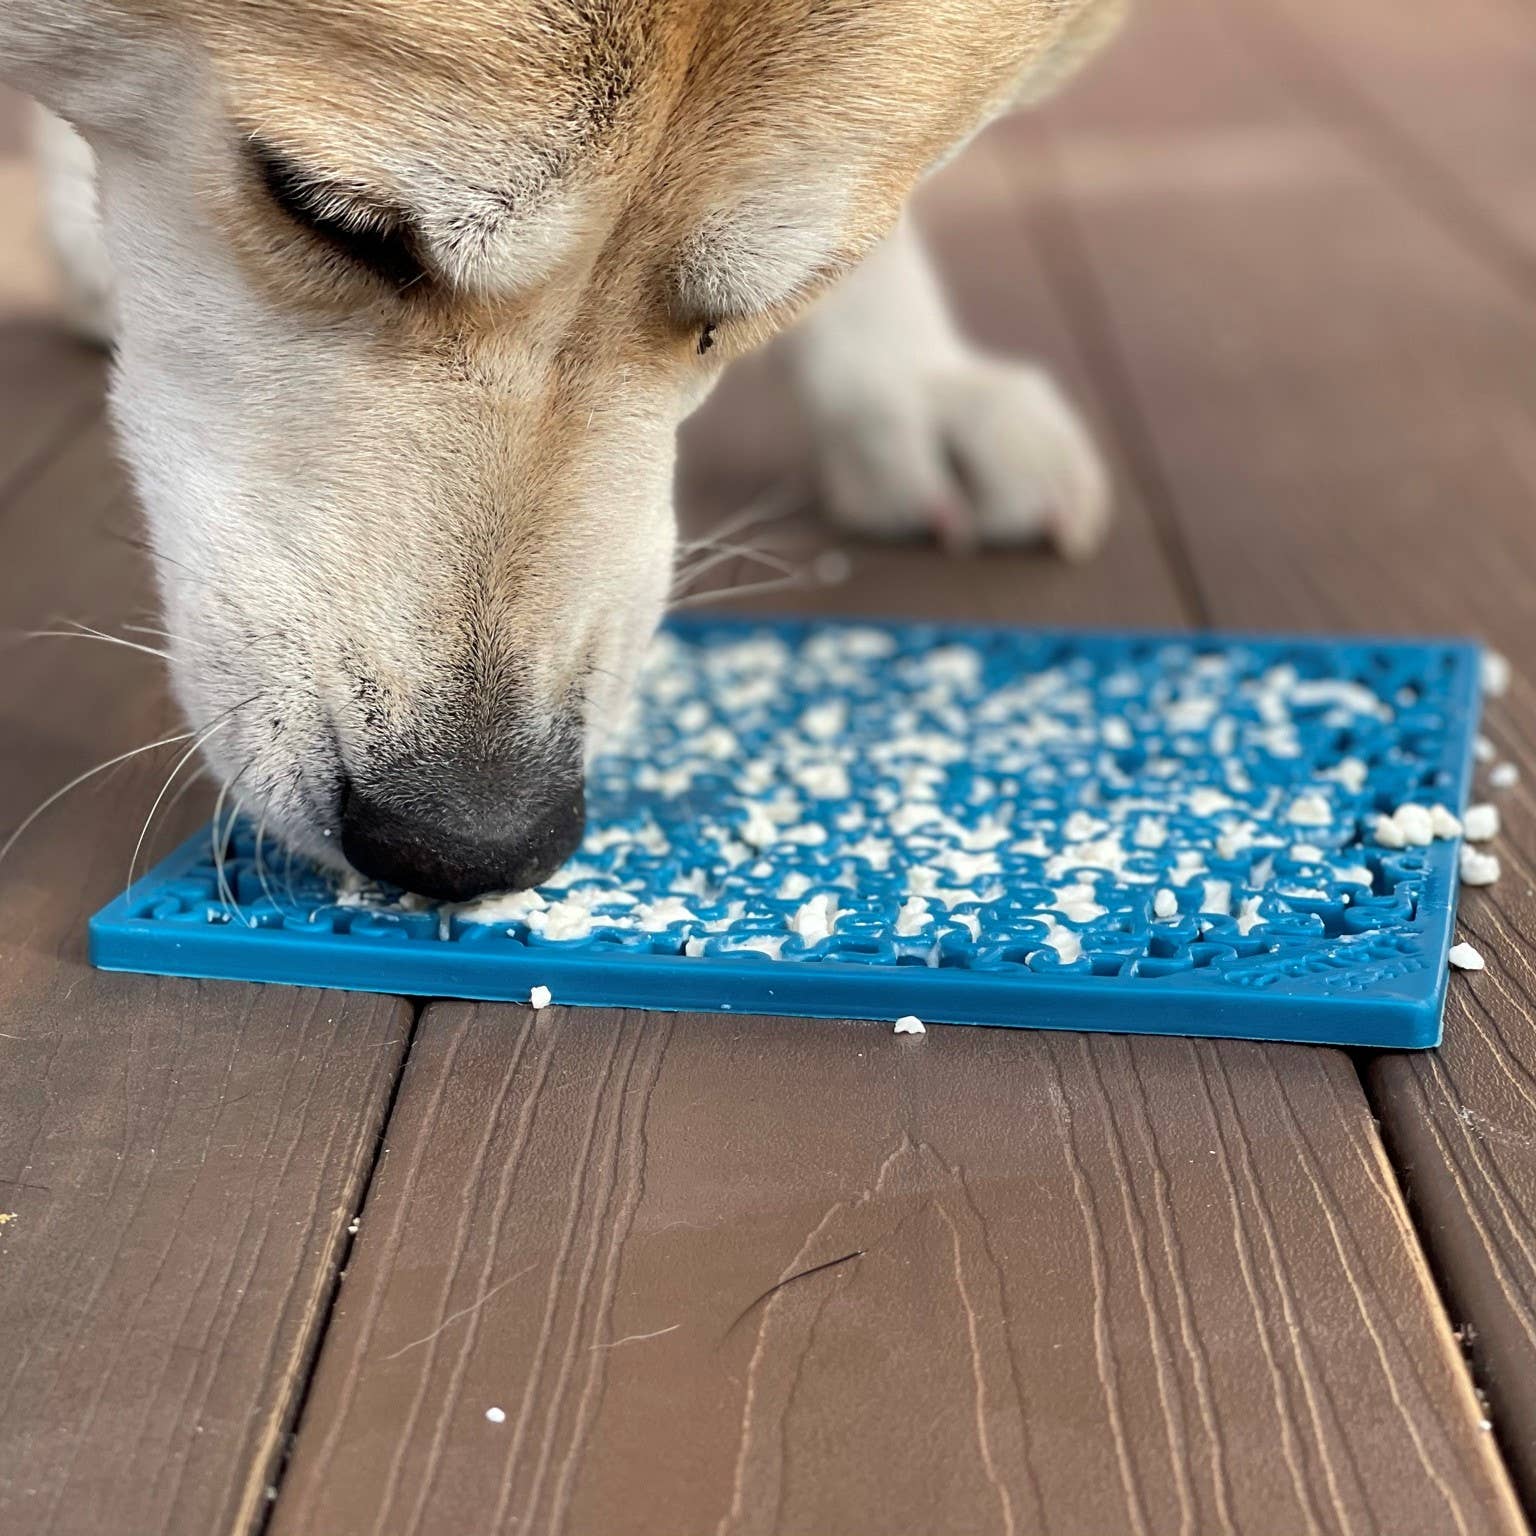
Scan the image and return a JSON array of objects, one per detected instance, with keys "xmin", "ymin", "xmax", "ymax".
[{"xmin": 339, "ymin": 760, "xmax": 586, "ymax": 903}]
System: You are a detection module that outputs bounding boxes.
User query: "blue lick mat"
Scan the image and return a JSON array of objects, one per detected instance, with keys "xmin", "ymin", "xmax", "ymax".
[{"xmin": 90, "ymin": 621, "xmax": 1482, "ymax": 1047}]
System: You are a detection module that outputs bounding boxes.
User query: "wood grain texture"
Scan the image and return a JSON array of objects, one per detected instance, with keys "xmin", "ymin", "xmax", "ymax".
[
  {"xmin": 0, "ymin": 322, "xmax": 106, "ymax": 498},
  {"xmin": 1030, "ymin": 0, "xmax": 1536, "ymax": 1503},
  {"xmin": 1224, "ymin": 0, "xmax": 1536, "ymax": 289},
  {"xmin": 0, "ymin": 410, "xmax": 414, "ymax": 1536},
  {"xmin": 270, "ymin": 1006, "xmax": 1521, "ymax": 1536}
]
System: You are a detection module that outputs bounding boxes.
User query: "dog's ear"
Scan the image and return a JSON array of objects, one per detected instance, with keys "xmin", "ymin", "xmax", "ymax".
[{"xmin": 1, "ymin": 0, "xmax": 149, "ymax": 132}]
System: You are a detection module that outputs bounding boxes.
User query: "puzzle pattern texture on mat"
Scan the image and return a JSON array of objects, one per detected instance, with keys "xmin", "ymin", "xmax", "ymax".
[{"xmin": 91, "ymin": 620, "xmax": 1482, "ymax": 1047}]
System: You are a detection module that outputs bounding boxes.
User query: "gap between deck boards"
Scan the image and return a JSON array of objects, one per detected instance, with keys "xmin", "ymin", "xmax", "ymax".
[{"xmin": 248, "ymin": 1000, "xmax": 428, "ymax": 1536}]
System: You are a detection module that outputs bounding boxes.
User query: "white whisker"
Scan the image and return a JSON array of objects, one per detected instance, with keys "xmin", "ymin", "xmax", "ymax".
[
  {"xmin": 669, "ymin": 570, "xmax": 810, "ymax": 610},
  {"xmin": 683, "ymin": 481, "xmax": 803, "ymax": 551},
  {"xmin": 25, "ymin": 624, "xmax": 171, "ymax": 663},
  {"xmin": 671, "ymin": 542, "xmax": 799, "ymax": 595},
  {"xmin": 145, "ymin": 764, "xmax": 214, "ymax": 866},
  {"xmin": 122, "ymin": 622, "xmax": 219, "ymax": 655},
  {"xmin": 210, "ymin": 773, "xmax": 249, "ymax": 924},
  {"xmin": 0, "ymin": 728, "xmax": 194, "ymax": 872},
  {"xmin": 127, "ymin": 714, "xmax": 236, "ymax": 891},
  {"xmin": 252, "ymin": 815, "xmax": 286, "ymax": 914}
]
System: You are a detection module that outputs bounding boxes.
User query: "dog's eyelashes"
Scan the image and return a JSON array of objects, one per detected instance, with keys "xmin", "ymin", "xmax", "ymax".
[
  {"xmin": 250, "ymin": 140, "xmax": 430, "ymax": 292},
  {"xmin": 696, "ymin": 323, "xmax": 717, "ymax": 356}
]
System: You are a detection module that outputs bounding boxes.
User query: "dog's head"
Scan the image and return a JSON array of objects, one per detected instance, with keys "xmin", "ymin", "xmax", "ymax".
[{"xmin": 9, "ymin": 0, "xmax": 1079, "ymax": 898}]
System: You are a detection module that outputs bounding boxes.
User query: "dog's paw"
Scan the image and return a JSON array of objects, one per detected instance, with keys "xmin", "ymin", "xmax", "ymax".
[
  {"xmin": 32, "ymin": 105, "xmax": 116, "ymax": 350},
  {"xmin": 809, "ymin": 358, "xmax": 1110, "ymax": 558}
]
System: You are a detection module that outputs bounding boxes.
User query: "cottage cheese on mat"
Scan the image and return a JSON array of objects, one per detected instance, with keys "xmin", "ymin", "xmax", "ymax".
[{"xmin": 421, "ymin": 625, "xmax": 1470, "ymax": 978}]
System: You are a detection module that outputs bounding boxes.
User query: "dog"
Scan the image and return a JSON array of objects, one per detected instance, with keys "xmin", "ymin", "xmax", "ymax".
[{"xmin": 7, "ymin": 0, "xmax": 1117, "ymax": 901}]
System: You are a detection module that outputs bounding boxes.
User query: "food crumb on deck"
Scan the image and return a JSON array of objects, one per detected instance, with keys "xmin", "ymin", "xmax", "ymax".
[
  {"xmin": 485, "ymin": 1407, "xmax": 506, "ymax": 1424},
  {"xmin": 1463, "ymin": 803, "xmax": 1500, "ymax": 842},
  {"xmin": 1448, "ymin": 942, "xmax": 1485, "ymax": 972},
  {"xmin": 894, "ymin": 1015, "xmax": 926, "ymax": 1035},
  {"xmin": 1481, "ymin": 650, "xmax": 1511, "ymax": 698},
  {"xmin": 1459, "ymin": 848, "xmax": 1501, "ymax": 888},
  {"xmin": 529, "ymin": 985, "xmax": 552, "ymax": 1010}
]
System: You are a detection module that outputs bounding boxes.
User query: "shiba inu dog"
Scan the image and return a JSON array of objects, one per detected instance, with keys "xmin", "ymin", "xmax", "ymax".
[{"xmin": 8, "ymin": 0, "xmax": 1116, "ymax": 898}]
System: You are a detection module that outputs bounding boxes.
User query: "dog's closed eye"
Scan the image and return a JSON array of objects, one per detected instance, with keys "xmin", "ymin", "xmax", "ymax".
[{"xmin": 249, "ymin": 139, "xmax": 429, "ymax": 291}]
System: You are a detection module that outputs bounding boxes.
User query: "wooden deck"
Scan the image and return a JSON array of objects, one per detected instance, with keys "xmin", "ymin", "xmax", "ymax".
[{"xmin": 3, "ymin": 1, "xmax": 1535, "ymax": 1530}]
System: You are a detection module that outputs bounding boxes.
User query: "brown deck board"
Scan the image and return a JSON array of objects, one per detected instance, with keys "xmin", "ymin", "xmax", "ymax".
[
  {"xmin": 0, "ymin": 321, "xmax": 106, "ymax": 500},
  {"xmin": 0, "ymin": 412, "xmax": 414, "ymax": 1535},
  {"xmin": 1032, "ymin": 0, "xmax": 1536, "ymax": 1504},
  {"xmin": 1224, "ymin": 0, "xmax": 1536, "ymax": 291},
  {"xmin": 270, "ymin": 1008, "xmax": 1520, "ymax": 1536}
]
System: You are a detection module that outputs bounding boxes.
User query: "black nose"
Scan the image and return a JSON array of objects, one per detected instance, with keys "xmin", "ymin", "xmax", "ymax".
[{"xmin": 339, "ymin": 765, "xmax": 586, "ymax": 903}]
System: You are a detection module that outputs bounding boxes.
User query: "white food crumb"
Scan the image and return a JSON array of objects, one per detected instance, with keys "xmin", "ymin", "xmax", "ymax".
[
  {"xmin": 1448, "ymin": 942, "xmax": 1485, "ymax": 972},
  {"xmin": 1188, "ymin": 787, "xmax": 1235, "ymax": 817},
  {"xmin": 1153, "ymin": 888, "xmax": 1179, "ymax": 919},
  {"xmin": 1290, "ymin": 843, "xmax": 1325, "ymax": 863},
  {"xmin": 796, "ymin": 761, "xmax": 851, "ymax": 799},
  {"xmin": 791, "ymin": 893, "xmax": 841, "ymax": 946},
  {"xmin": 1054, "ymin": 883, "xmax": 1107, "ymax": 923},
  {"xmin": 486, "ymin": 1407, "xmax": 506, "ymax": 1424},
  {"xmin": 535, "ymin": 902, "xmax": 596, "ymax": 942},
  {"xmin": 895, "ymin": 897, "xmax": 932, "ymax": 936},
  {"xmin": 1490, "ymin": 762, "xmax": 1520, "ymax": 789},
  {"xmin": 1475, "ymin": 734, "xmax": 1496, "ymax": 763},
  {"xmin": 1042, "ymin": 923, "xmax": 1082, "ymax": 964},
  {"xmin": 1216, "ymin": 825, "xmax": 1256, "ymax": 861},
  {"xmin": 922, "ymin": 646, "xmax": 983, "ymax": 687},
  {"xmin": 739, "ymin": 803, "xmax": 781, "ymax": 849},
  {"xmin": 1236, "ymin": 897, "xmax": 1265, "ymax": 936},
  {"xmin": 347, "ymin": 1218, "xmax": 360, "ymax": 1235},
  {"xmin": 1327, "ymin": 757, "xmax": 1370, "ymax": 793},
  {"xmin": 1286, "ymin": 794, "xmax": 1331, "ymax": 826},
  {"xmin": 1370, "ymin": 801, "xmax": 1465, "ymax": 849},
  {"xmin": 893, "ymin": 1015, "xmax": 926, "ymax": 1035},
  {"xmin": 529, "ymin": 985, "xmax": 552, "ymax": 1010},
  {"xmin": 782, "ymin": 823, "xmax": 829, "ymax": 849},
  {"xmin": 1063, "ymin": 810, "xmax": 1106, "ymax": 841},
  {"xmin": 634, "ymin": 896, "xmax": 698, "ymax": 932},
  {"xmin": 1392, "ymin": 804, "xmax": 1435, "ymax": 846},
  {"xmin": 1459, "ymin": 847, "xmax": 1501, "ymax": 887},
  {"xmin": 1429, "ymin": 804, "xmax": 1463, "ymax": 839},
  {"xmin": 799, "ymin": 701, "xmax": 847, "ymax": 741},
  {"xmin": 1481, "ymin": 650, "xmax": 1511, "ymax": 698},
  {"xmin": 732, "ymin": 934, "xmax": 787, "ymax": 958},
  {"xmin": 1463, "ymin": 803, "xmax": 1500, "ymax": 842}
]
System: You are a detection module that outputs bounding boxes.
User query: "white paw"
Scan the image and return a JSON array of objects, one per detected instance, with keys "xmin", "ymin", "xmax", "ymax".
[
  {"xmin": 32, "ymin": 104, "xmax": 116, "ymax": 349},
  {"xmin": 809, "ymin": 358, "xmax": 1111, "ymax": 559}
]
